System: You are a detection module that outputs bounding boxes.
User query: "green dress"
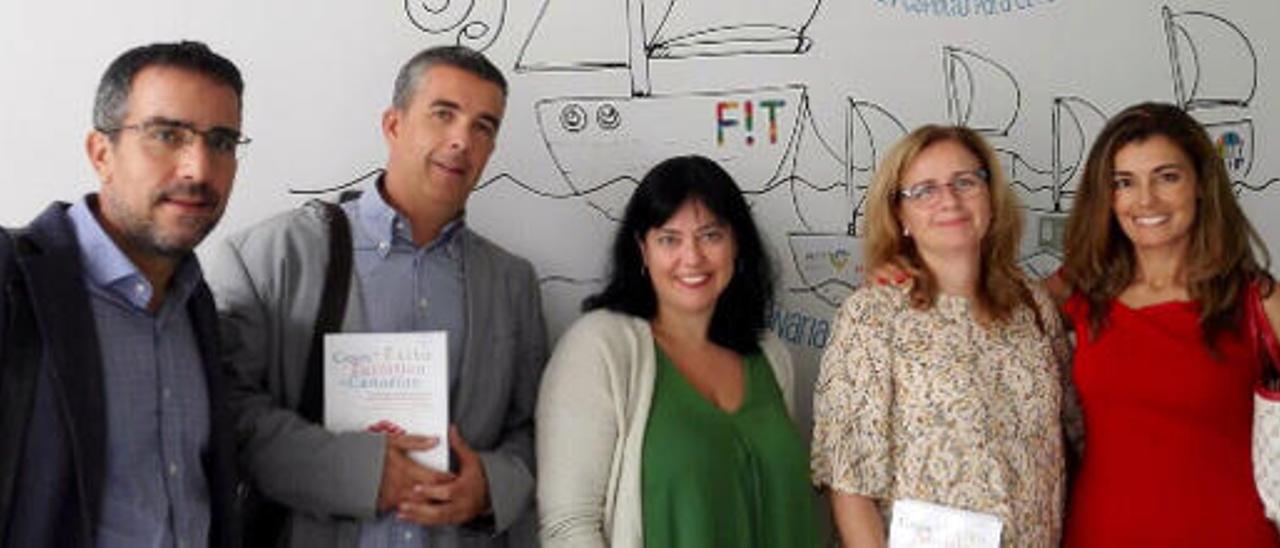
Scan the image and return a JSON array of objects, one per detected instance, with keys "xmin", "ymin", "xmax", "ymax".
[{"xmin": 641, "ymin": 345, "xmax": 819, "ymax": 548}]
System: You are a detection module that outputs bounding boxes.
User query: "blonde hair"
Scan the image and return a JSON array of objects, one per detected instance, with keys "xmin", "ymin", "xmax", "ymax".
[{"xmin": 863, "ymin": 124, "xmax": 1039, "ymax": 328}]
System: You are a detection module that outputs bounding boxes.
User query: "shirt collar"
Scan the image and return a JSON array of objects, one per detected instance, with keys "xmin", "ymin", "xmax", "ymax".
[
  {"xmin": 67, "ymin": 194, "xmax": 202, "ymax": 312},
  {"xmin": 355, "ymin": 177, "xmax": 466, "ymax": 259}
]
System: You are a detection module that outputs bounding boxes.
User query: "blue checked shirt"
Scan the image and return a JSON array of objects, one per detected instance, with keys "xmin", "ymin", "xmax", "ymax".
[
  {"xmin": 344, "ymin": 182, "xmax": 466, "ymax": 548},
  {"xmin": 67, "ymin": 198, "xmax": 210, "ymax": 548}
]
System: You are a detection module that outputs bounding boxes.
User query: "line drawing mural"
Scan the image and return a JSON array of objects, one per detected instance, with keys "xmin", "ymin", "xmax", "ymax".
[
  {"xmin": 532, "ymin": 85, "xmax": 815, "ymax": 221},
  {"xmin": 1049, "ymin": 96, "xmax": 1109, "ymax": 212},
  {"xmin": 404, "ymin": 0, "xmax": 508, "ymax": 52},
  {"xmin": 844, "ymin": 100, "xmax": 911, "ymax": 231},
  {"xmin": 785, "ymin": 98, "xmax": 909, "ymax": 308},
  {"xmin": 512, "ymin": 0, "xmax": 860, "ymax": 304},
  {"xmin": 782, "ymin": 0, "xmax": 1280, "ymax": 303},
  {"xmin": 288, "ymin": 168, "xmax": 384, "ymax": 196},
  {"xmin": 287, "ymin": 168, "xmax": 635, "ymax": 203},
  {"xmin": 1162, "ymin": 4, "xmax": 1277, "ymax": 198},
  {"xmin": 943, "ymin": 45, "xmax": 1055, "ymax": 218},
  {"xmin": 1007, "ymin": 95, "xmax": 1111, "ymax": 278},
  {"xmin": 786, "ymin": 230, "xmax": 861, "ymax": 308},
  {"xmin": 943, "ymin": 46, "xmax": 1022, "ymax": 137},
  {"xmin": 1, "ymin": 0, "xmax": 1279, "ymax": 396},
  {"xmin": 1162, "ymin": 5, "xmax": 1256, "ymax": 111},
  {"xmin": 940, "ymin": 45, "xmax": 1112, "ymax": 218},
  {"xmin": 516, "ymin": 0, "xmax": 823, "ymax": 96},
  {"xmin": 288, "ymin": 2, "xmax": 1276, "ymax": 314},
  {"xmin": 514, "ymin": 0, "xmax": 830, "ymax": 220}
]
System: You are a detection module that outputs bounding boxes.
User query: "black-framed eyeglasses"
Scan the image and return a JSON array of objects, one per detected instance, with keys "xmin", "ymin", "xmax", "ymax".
[
  {"xmin": 897, "ymin": 168, "xmax": 990, "ymax": 207},
  {"xmin": 97, "ymin": 118, "xmax": 251, "ymax": 158}
]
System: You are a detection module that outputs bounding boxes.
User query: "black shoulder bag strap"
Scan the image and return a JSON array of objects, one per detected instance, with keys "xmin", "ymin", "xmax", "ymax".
[
  {"xmin": 244, "ymin": 201, "xmax": 355, "ymax": 548},
  {"xmin": 298, "ymin": 200, "xmax": 353, "ymax": 423}
]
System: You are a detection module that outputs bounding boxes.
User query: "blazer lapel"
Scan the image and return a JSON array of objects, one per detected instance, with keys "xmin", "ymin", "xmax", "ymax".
[
  {"xmin": 19, "ymin": 203, "xmax": 108, "ymax": 524},
  {"xmin": 189, "ymin": 282, "xmax": 239, "ymax": 547},
  {"xmin": 454, "ymin": 231, "xmax": 488, "ymax": 425}
]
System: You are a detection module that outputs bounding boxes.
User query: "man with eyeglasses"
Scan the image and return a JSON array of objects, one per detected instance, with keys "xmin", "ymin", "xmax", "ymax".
[
  {"xmin": 0, "ymin": 41, "xmax": 245, "ymax": 548},
  {"xmin": 206, "ymin": 45, "xmax": 544, "ymax": 547}
]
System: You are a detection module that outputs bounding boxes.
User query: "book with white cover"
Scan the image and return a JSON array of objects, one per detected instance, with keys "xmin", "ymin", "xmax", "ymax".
[
  {"xmin": 324, "ymin": 332, "xmax": 449, "ymax": 471},
  {"xmin": 889, "ymin": 499, "xmax": 1002, "ymax": 548}
]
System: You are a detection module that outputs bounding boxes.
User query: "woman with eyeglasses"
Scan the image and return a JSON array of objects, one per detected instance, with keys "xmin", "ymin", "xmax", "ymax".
[{"xmin": 811, "ymin": 125, "xmax": 1068, "ymax": 547}]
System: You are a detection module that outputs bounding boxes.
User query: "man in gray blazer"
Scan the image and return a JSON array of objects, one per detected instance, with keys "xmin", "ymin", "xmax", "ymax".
[{"xmin": 206, "ymin": 46, "xmax": 547, "ymax": 547}]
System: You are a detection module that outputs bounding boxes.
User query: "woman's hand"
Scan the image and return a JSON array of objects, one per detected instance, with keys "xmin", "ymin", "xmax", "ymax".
[{"xmin": 867, "ymin": 262, "xmax": 910, "ymax": 287}]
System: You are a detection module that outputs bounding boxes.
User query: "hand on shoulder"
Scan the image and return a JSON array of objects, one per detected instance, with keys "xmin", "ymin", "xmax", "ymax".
[
  {"xmin": 1043, "ymin": 268, "xmax": 1072, "ymax": 308},
  {"xmin": 867, "ymin": 261, "xmax": 911, "ymax": 287}
]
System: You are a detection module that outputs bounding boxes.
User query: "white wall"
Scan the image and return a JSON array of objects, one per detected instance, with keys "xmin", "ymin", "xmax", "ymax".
[{"xmin": 2, "ymin": 0, "xmax": 1278, "ymax": 431}]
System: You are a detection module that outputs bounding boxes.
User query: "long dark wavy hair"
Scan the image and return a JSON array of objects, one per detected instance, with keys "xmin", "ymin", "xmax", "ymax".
[
  {"xmin": 584, "ymin": 155, "xmax": 775, "ymax": 354},
  {"xmin": 1063, "ymin": 102, "xmax": 1272, "ymax": 349}
]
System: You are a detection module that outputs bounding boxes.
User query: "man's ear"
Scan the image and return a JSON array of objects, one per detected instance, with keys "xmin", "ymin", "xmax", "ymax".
[
  {"xmin": 382, "ymin": 107, "xmax": 401, "ymax": 145},
  {"xmin": 86, "ymin": 130, "xmax": 115, "ymax": 183}
]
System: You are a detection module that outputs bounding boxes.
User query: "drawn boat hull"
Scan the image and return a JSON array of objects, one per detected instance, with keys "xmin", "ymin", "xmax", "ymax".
[
  {"xmin": 535, "ymin": 85, "xmax": 808, "ymax": 219},
  {"xmin": 787, "ymin": 232, "xmax": 861, "ymax": 308}
]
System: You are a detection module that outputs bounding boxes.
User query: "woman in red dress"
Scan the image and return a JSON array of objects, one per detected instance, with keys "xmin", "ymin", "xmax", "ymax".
[{"xmin": 1055, "ymin": 102, "xmax": 1280, "ymax": 546}]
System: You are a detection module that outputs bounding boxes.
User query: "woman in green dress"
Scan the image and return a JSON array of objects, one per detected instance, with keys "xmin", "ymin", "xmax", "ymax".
[{"xmin": 536, "ymin": 155, "xmax": 820, "ymax": 548}]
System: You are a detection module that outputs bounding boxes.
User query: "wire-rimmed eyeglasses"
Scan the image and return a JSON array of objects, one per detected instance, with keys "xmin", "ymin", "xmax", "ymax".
[
  {"xmin": 896, "ymin": 168, "xmax": 990, "ymax": 207},
  {"xmin": 97, "ymin": 118, "xmax": 251, "ymax": 159}
]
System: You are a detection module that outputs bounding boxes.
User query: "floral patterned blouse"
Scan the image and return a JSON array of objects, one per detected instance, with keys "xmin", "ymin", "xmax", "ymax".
[{"xmin": 811, "ymin": 283, "xmax": 1069, "ymax": 547}]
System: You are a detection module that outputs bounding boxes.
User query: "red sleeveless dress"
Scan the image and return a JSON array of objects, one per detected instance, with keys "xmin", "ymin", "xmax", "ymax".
[{"xmin": 1063, "ymin": 293, "xmax": 1279, "ymax": 546}]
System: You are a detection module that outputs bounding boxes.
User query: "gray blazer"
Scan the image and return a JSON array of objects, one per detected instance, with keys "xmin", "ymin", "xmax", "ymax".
[{"xmin": 205, "ymin": 202, "xmax": 547, "ymax": 547}]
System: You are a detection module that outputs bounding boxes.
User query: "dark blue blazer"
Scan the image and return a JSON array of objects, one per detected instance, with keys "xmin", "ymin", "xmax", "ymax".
[{"xmin": 0, "ymin": 203, "xmax": 239, "ymax": 548}]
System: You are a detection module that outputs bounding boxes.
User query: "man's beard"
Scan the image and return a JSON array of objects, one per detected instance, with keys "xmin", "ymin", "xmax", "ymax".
[{"xmin": 101, "ymin": 182, "xmax": 223, "ymax": 259}]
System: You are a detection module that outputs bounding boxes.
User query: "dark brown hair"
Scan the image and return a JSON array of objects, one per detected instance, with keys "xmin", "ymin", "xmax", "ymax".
[{"xmin": 1063, "ymin": 102, "xmax": 1271, "ymax": 348}]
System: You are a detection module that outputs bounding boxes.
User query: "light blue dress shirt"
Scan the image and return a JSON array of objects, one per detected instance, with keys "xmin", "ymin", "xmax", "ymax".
[
  {"xmin": 344, "ymin": 183, "xmax": 467, "ymax": 548},
  {"xmin": 67, "ymin": 197, "xmax": 211, "ymax": 548}
]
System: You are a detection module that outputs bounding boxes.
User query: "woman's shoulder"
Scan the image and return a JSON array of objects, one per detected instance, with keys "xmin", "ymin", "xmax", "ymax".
[
  {"xmin": 831, "ymin": 283, "xmax": 912, "ymax": 327},
  {"xmin": 757, "ymin": 331, "xmax": 792, "ymax": 368},
  {"xmin": 1022, "ymin": 274, "xmax": 1057, "ymax": 311},
  {"xmin": 560, "ymin": 309, "xmax": 649, "ymax": 344},
  {"xmin": 1016, "ymin": 274, "xmax": 1072, "ymax": 335},
  {"xmin": 546, "ymin": 310, "xmax": 652, "ymax": 383},
  {"xmin": 844, "ymin": 283, "xmax": 910, "ymax": 312}
]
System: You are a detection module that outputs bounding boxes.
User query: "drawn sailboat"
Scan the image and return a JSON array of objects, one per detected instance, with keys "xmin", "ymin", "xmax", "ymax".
[
  {"xmin": 1162, "ymin": 5, "xmax": 1260, "ymax": 187},
  {"xmin": 943, "ymin": 46, "xmax": 1022, "ymax": 137},
  {"xmin": 517, "ymin": 0, "xmax": 821, "ymax": 81},
  {"xmin": 941, "ymin": 46, "xmax": 1057, "ymax": 212},
  {"xmin": 1049, "ymin": 96, "xmax": 1107, "ymax": 212},
  {"xmin": 1162, "ymin": 5, "xmax": 1256, "ymax": 112},
  {"xmin": 517, "ymin": 0, "xmax": 824, "ymax": 220},
  {"xmin": 1009, "ymin": 94, "xmax": 1108, "ymax": 277},
  {"xmin": 844, "ymin": 100, "xmax": 909, "ymax": 234},
  {"xmin": 1008, "ymin": 95, "xmax": 1110, "ymax": 278},
  {"xmin": 786, "ymin": 99, "xmax": 907, "ymax": 307},
  {"xmin": 787, "ymin": 232, "xmax": 861, "ymax": 307}
]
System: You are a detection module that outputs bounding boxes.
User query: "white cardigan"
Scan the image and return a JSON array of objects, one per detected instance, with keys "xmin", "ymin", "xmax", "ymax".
[{"xmin": 535, "ymin": 310, "xmax": 796, "ymax": 548}]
